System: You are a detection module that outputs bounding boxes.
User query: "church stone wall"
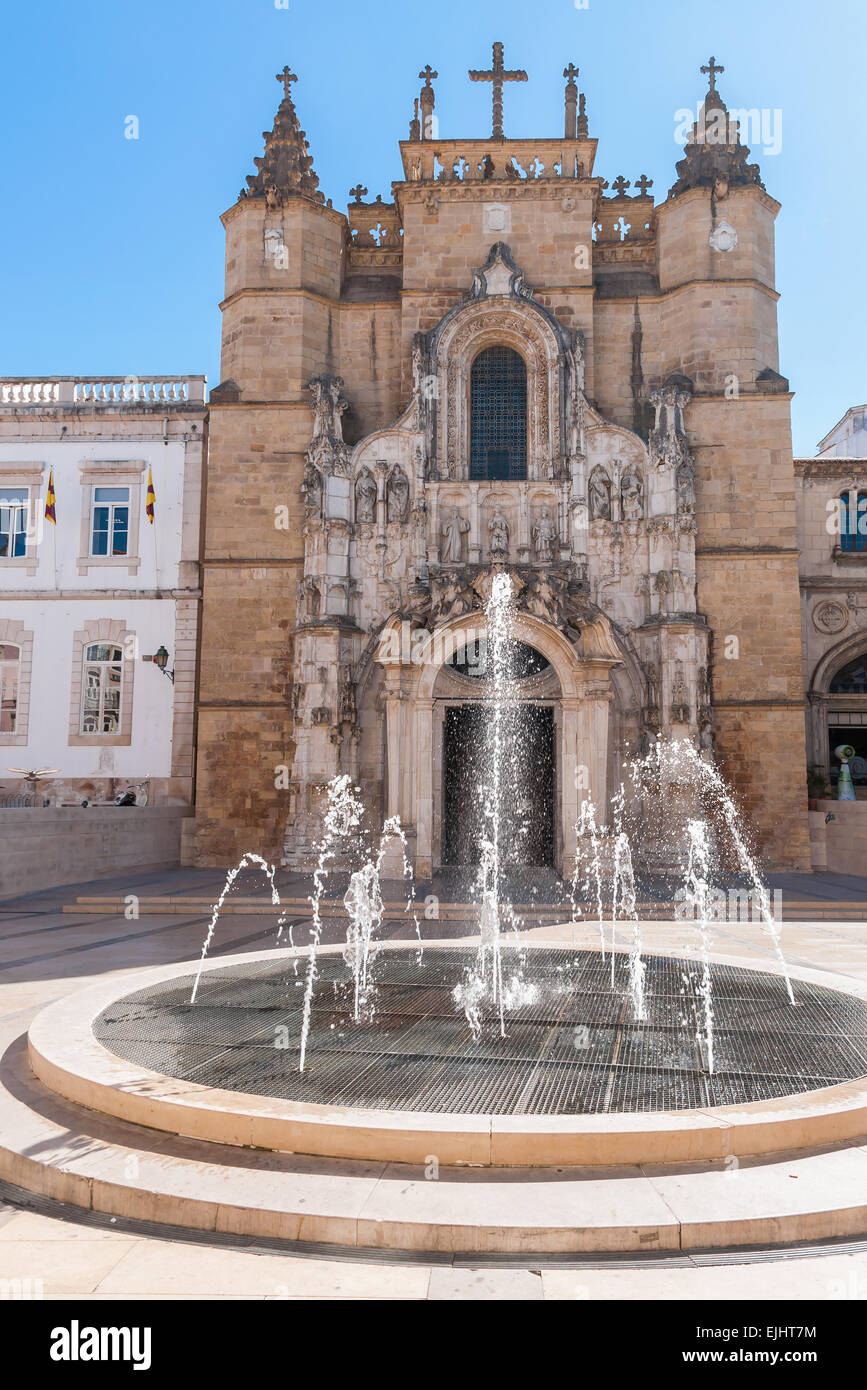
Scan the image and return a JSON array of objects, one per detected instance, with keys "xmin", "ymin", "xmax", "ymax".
[{"xmin": 190, "ymin": 58, "xmax": 814, "ymax": 873}]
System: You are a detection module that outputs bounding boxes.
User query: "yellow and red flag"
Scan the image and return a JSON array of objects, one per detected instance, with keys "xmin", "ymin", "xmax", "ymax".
[
  {"xmin": 44, "ymin": 468, "xmax": 56, "ymax": 525},
  {"xmin": 145, "ymin": 467, "xmax": 155, "ymax": 523}
]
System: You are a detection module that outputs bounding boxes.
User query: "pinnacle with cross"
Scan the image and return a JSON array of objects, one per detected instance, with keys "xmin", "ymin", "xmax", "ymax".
[
  {"xmin": 349, "ymin": 184, "xmax": 368, "ymax": 204},
  {"xmin": 419, "ymin": 64, "xmax": 438, "ymax": 89},
  {"xmin": 563, "ymin": 63, "xmax": 579, "ymax": 86},
  {"xmin": 469, "ymin": 41, "xmax": 528, "ymax": 139},
  {"xmin": 701, "ymin": 56, "xmax": 724, "ymax": 92},
  {"xmin": 276, "ymin": 66, "xmax": 298, "ymax": 98}
]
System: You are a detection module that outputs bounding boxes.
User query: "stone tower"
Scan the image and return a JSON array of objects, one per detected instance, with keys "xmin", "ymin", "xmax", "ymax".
[{"xmin": 190, "ymin": 49, "xmax": 811, "ymax": 874}]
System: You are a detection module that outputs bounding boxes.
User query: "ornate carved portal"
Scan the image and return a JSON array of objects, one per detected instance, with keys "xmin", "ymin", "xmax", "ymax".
[{"xmin": 285, "ymin": 248, "xmax": 709, "ymax": 874}]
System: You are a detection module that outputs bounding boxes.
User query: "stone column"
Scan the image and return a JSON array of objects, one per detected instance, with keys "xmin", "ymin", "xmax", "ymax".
[{"xmin": 807, "ymin": 691, "xmax": 830, "ymax": 779}]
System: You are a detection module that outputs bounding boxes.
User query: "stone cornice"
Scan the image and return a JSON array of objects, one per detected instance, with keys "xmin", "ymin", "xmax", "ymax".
[
  {"xmin": 795, "ymin": 458, "xmax": 867, "ymax": 480},
  {"xmin": 218, "ymin": 286, "xmax": 400, "ymax": 313},
  {"xmin": 220, "ymin": 196, "xmax": 347, "ymax": 232},
  {"xmin": 657, "ymin": 181, "xmax": 781, "ymax": 219}
]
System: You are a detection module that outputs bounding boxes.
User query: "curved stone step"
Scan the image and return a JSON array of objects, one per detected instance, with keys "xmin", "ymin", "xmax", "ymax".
[
  {"xmin": 28, "ymin": 946, "xmax": 867, "ymax": 1169},
  {"xmin": 3, "ymin": 1030, "xmax": 867, "ymax": 1254}
]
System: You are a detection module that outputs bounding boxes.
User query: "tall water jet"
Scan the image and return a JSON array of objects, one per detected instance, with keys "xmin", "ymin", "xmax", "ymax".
[
  {"xmin": 612, "ymin": 786, "xmax": 646, "ymax": 1020},
  {"xmin": 683, "ymin": 817, "xmax": 716, "ymax": 1074},
  {"xmin": 190, "ymin": 853, "xmax": 287, "ymax": 1004},
  {"xmin": 454, "ymin": 571, "xmax": 537, "ymax": 1035},
  {"xmin": 299, "ymin": 775, "xmax": 365, "ymax": 1071},
  {"xmin": 343, "ymin": 814, "xmax": 419, "ymax": 1022}
]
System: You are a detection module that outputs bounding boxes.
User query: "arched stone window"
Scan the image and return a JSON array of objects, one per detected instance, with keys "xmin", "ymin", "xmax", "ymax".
[{"xmin": 469, "ymin": 346, "xmax": 527, "ymax": 480}]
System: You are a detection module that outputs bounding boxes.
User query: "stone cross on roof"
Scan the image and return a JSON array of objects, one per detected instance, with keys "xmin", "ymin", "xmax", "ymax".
[
  {"xmin": 563, "ymin": 62, "xmax": 579, "ymax": 86},
  {"xmin": 349, "ymin": 184, "xmax": 368, "ymax": 203},
  {"xmin": 701, "ymin": 56, "xmax": 724, "ymax": 92},
  {"xmin": 419, "ymin": 64, "xmax": 438, "ymax": 89},
  {"xmin": 469, "ymin": 41, "xmax": 528, "ymax": 139},
  {"xmin": 634, "ymin": 174, "xmax": 653, "ymax": 196},
  {"xmin": 276, "ymin": 66, "xmax": 298, "ymax": 98}
]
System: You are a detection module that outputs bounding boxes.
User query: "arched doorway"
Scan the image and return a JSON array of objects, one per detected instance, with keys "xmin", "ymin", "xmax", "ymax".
[
  {"xmin": 396, "ymin": 606, "xmax": 624, "ymax": 878},
  {"xmin": 438, "ymin": 637, "xmax": 556, "ymax": 866},
  {"xmin": 808, "ymin": 637, "xmax": 867, "ymax": 796}
]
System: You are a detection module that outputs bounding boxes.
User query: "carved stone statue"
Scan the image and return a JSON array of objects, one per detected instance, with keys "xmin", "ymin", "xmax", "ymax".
[
  {"xmin": 387, "ymin": 468, "xmax": 409, "ymax": 523},
  {"xmin": 488, "ymin": 507, "xmax": 510, "ymax": 558},
  {"xmin": 621, "ymin": 467, "xmax": 644, "ymax": 520},
  {"xmin": 441, "ymin": 512, "xmax": 470, "ymax": 563},
  {"xmin": 300, "ymin": 577, "xmax": 320, "ymax": 620},
  {"xmin": 338, "ymin": 666, "xmax": 357, "ymax": 725},
  {"xmin": 309, "ymin": 374, "xmax": 347, "ymax": 443},
  {"xmin": 649, "ymin": 380, "xmax": 692, "ymax": 470},
  {"xmin": 676, "ymin": 461, "xmax": 696, "ymax": 511},
  {"xmin": 306, "ymin": 373, "xmax": 351, "ymax": 476},
  {"xmin": 532, "ymin": 508, "xmax": 557, "ymax": 563},
  {"xmin": 355, "ymin": 471, "xmax": 377, "ymax": 523},
  {"xmin": 302, "ymin": 463, "xmax": 322, "ymax": 512},
  {"xmin": 588, "ymin": 467, "xmax": 611, "ymax": 521},
  {"xmin": 671, "ymin": 660, "xmax": 690, "ymax": 724}
]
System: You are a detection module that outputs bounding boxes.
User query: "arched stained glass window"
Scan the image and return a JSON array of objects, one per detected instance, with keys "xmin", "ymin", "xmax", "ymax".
[
  {"xmin": 830, "ymin": 655, "xmax": 867, "ymax": 694},
  {"xmin": 469, "ymin": 346, "xmax": 527, "ymax": 481}
]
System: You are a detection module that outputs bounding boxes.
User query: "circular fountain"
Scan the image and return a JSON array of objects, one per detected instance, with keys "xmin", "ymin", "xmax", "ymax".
[{"xmin": 19, "ymin": 572, "xmax": 867, "ymax": 1250}]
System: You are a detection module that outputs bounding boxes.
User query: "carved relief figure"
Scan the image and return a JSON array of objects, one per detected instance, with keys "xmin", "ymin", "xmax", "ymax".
[
  {"xmin": 588, "ymin": 466, "xmax": 611, "ymax": 521},
  {"xmin": 532, "ymin": 508, "xmax": 557, "ymax": 563},
  {"xmin": 488, "ymin": 507, "xmax": 510, "ymax": 557},
  {"xmin": 620, "ymin": 466, "xmax": 644, "ymax": 520},
  {"xmin": 387, "ymin": 467, "xmax": 410, "ymax": 524},
  {"xmin": 441, "ymin": 512, "xmax": 470, "ymax": 563},
  {"xmin": 355, "ymin": 470, "xmax": 377, "ymax": 523}
]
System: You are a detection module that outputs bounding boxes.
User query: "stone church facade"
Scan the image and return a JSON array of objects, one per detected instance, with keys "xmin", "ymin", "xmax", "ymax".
[{"xmin": 190, "ymin": 48, "xmax": 812, "ymax": 875}]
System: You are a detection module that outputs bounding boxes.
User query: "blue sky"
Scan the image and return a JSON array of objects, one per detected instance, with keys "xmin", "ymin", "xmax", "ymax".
[{"xmin": 0, "ymin": 0, "xmax": 863, "ymax": 455}]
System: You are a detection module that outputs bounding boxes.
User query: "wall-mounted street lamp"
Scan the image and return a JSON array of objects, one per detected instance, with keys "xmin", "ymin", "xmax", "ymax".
[{"xmin": 149, "ymin": 645, "xmax": 175, "ymax": 684}]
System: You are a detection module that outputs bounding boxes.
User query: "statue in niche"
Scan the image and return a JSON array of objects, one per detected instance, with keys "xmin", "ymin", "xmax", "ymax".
[
  {"xmin": 441, "ymin": 512, "xmax": 470, "ymax": 564},
  {"xmin": 676, "ymin": 461, "xmax": 696, "ymax": 511},
  {"xmin": 338, "ymin": 666, "xmax": 357, "ymax": 725},
  {"xmin": 309, "ymin": 374, "xmax": 348, "ymax": 444},
  {"xmin": 649, "ymin": 381, "xmax": 692, "ymax": 470},
  {"xmin": 355, "ymin": 471, "xmax": 377, "ymax": 523},
  {"xmin": 302, "ymin": 578, "xmax": 320, "ymax": 620},
  {"xmin": 588, "ymin": 467, "xmax": 611, "ymax": 521},
  {"xmin": 302, "ymin": 462, "xmax": 323, "ymax": 512},
  {"xmin": 642, "ymin": 660, "xmax": 660, "ymax": 714},
  {"xmin": 532, "ymin": 508, "xmax": 557, "ymax": 563},
  {"xmin": 387, "ymin": 468, "xmax": 410, "ymax": 523},
  {"xmin": 488, "ymin": 507, "xmax": 510, "ymax": 557},
  {"xmin": 621, "ymin": 467, "xmax": 644, "ymax": 521},
  {"xmin": 671, "ymin": 661, "xmax": 690, "ymax": 724}
]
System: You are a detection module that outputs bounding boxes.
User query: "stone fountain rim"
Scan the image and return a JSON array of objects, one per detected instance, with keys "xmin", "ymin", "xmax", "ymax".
[{"xmin": 27, "ymin": 939, "xmax": 867, "ymax": 1168}]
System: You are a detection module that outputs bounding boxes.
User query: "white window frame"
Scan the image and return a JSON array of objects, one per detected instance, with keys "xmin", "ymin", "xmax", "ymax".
[
  {"xmin": 90, "ymin": 485, "xmax": 131, "ymax": 558},
  {"xmin": 0, "ymin": 619, "xmax": 34, "ymax": 746},
  {"xmin": 0, "ymin": 642, "xmax": 21, "ymax": 736},
  {"xmin": 80, "ymin": 642, "xmax": 124, "ymax": 735},
  {"xmin": 77, "ymin": 462, "xmax": 144, "ymax": 576},
  {"xmin": 0, "ymin": 466, "xmax": 43, "ymax": 575}
]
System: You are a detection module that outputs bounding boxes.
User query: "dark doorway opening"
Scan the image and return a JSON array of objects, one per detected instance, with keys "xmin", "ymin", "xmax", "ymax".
[{"xmin": 442, "ymin": 704, "xmax": 555, "ymax": 867}]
